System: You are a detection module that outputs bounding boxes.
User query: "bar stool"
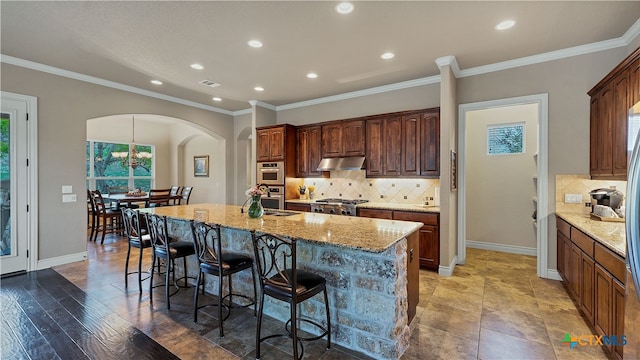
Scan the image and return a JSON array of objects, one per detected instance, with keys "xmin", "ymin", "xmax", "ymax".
[
  {"xmin": 250, "ymin": 231, "xmax": 331, "ymax": 360},
  {"xmin": 191, "ymin": 221, "xmax": 257, "ymax": 337},
  {"xmin": 146, "ymin": 213, "xmax": 196, "ymax": 309},
  {"xmin": 121, "ymin": 208, "xmax": 151, "ymax": 293}
]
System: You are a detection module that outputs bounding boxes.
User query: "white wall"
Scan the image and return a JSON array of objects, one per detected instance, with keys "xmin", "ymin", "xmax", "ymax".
[
  {"xmin": 466, "ymin": 103, "xmax": 537, "ymax": 249},
  {"xmin": 182, "ymin": 135, "xmax": 226, "ymax": 204}
]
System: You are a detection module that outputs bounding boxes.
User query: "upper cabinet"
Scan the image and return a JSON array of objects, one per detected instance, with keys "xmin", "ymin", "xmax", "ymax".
[
  {"xmin": 296, "ymin": 125, "xmax": 323, "ymax": 177},
  {"xmin": 365, "ymin": 109, "xmax": 440, "ymax": 178},
  {"xmin": 256, "ymin": 124, "xmax": 296, "ymax": 163},
  {"xmin": 588, "ymin": 47, "xmax": 640, "ymax": 180},
  {"xmin": 321, "ymin": 119, "xmax": 365, "ymax": 158}
]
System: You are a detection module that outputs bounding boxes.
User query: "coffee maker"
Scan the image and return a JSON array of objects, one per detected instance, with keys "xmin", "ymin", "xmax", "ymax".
[{"xmin": 590, "ymin": 188, "xmax": 624, "ymax": 217}]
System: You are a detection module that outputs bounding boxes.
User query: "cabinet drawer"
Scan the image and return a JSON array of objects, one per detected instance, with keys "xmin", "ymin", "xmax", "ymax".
[
  {"xmin": 358, "ymin": 208, "xmax": 393, "ymax": 219},
  {"xmin": 393, "ymin": 211, "xmax": 438, "ymax": 225},
  {"xmin": 594, "ymin": 243, "xmax": 626, "ymax": 283},
  {"xmin": 557, "ymin": 217, "xmax": 571, "ymax": 238},
  {"xmin": 571, "ymin": 228, "xmax": 595, "ymax": 257}
]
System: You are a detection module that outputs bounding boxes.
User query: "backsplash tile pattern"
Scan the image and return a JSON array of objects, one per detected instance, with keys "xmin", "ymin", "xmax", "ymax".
[
  {"xmin": 555, "ymin": 174, "xmax": 627, "ymax": 214},
  {"xmin": 297, "ymin": 170, "xmax": 440, "ymax": 205}
]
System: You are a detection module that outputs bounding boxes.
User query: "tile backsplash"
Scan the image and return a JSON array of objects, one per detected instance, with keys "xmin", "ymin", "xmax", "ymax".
[
  {"xmin": 555, "ymin": 174, "xmax": 627, "ymax": 214},
  {"xmin": 290, "ymin": 170, "xmax": 440, "ymax": 205}
]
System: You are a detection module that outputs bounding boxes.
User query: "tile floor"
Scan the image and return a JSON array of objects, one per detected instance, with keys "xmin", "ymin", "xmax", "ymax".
[{"xmin": 53, "ymin": 234, "xmax": 609, "ymax": 359}]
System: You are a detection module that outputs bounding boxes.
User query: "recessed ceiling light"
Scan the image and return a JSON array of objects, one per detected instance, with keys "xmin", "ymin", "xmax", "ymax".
[
  {"xmin": 212, "ymin": 97, "xmax": 222, "ymax": 102},
  {"xmin": 190, "ymin": 63, "xmax": 204, "ymax": 70},
  {"xmin": 254, "ymin": 86, "xmax": 264, "ymax": 92},
  {"xmin": 307, "ymin": 72, "xmax": 318, "ymax": 79},
  {"xmin": 248, "ymin": 40, "xmax": 263, "ymax": 48},
  {"xmin": 381, "ymin": 52, "xmax": 395, "ymax": 60},
  {"xmin": 150, "ymin": 80, "xmax": 163, "ymax": 85},
  {"xmin": 495, "ymin": 20, "xmax": 516, "ymax": 30},
  {"xmin": 335, "ymin": 2, "xmax": 354, "ymax": 14}
]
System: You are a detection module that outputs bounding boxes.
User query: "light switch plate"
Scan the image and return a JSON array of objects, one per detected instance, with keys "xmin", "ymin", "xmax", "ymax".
[
  {"xmin": 62, "ymin": 185, "xmax": 73, "ymax": 194},
  {"xmin": 564, "ymin": 194, "xmax": 582, "ymax": 204},
  {"xmin": 62, "ymin": 194, "xmax": 77, "ymax": 203}
]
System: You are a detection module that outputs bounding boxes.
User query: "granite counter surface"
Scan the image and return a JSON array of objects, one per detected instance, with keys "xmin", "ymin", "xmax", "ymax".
[
  {"xmin": 556, "ymin": 212, "xmax": 626, "ymax": 257},
  {"xmin": 142, "ymin": 203, "xmax": 422, "ymax": 253}
]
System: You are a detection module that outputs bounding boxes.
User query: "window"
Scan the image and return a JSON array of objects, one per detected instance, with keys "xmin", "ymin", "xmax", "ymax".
[
  {"xmin": 487, "ymin": 123, "xmax": 525, "ymax": 155},
  {"xmin": 86, "ymin": 140, "xmax": 154, "ymax": 193}
]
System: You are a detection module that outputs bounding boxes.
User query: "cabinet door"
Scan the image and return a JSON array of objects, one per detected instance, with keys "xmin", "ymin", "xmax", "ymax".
[
  {"xmin": 296, "ymin": 127, "xmax": 310, "ymax": 177},
  {"xmin": 285, "ymin": 203, "xmax": 310, "ymax": 212},
  {"xmin": 590, "ymin": 96, "xmax": 601, "ymax": 174},
  {"xmin": 307, "ymin": 126, "xmax": 323, "ymax": 177},
  {"xmin": 406, "ymin": 231, "xmax": 419, "ymax": 324},
  {"xmin": 563, "ymin": 235, "xmax": 572, "ymax": 286},
  {"xmin": 419, "ymin": 225, "xmax": 439, "ymax": 270},
  {"xmin": 342, "ymin": 120, "xmax": 365, "ymax": 157},
  {"xmin": 321, "ymin": 123, "xmax": 342, "ymax": 158},
  {"xmin": 632, "ymin": 57, "xmax": 640, "ymax": 105},
  {"xmin": 357, "ymin": 208, "xmax": 393, "ymax": 219},
  {"xmin": 402, "ymin": 114, "xmax": 420, "ymax": 176},
  {"xmin": 420, "ymin": 111, "xmax": 440, "ymax": 177},
  {"xmin": 569, "ymin": 244, "xmax": 582, "ymax": 303},
  {"xmin": 612, "ymin": 278, "xmax": 625, "ymax": 359},
  {"xmin": 580, "ymin": 252, "xmax": 595, "ymax": 324},
  {"xmin": 256, "ymin": 129, "xmax": 271, "ymax": 162},
  {"xmin": 384, "ymin": 116, "xmax": 402, "ymax": 176},
  {"xmin": 595, "ymin": 264, "xmax": 613, "ymax": 338},
  {"xmin": 594, "ymin": 83, "xmax": 615, "ymax": 176},
  {"xmin": 365, "ymin": 118, "xmax": 384, "ymax": 176},
  {"xmin": 557, "ymin": 230, "xmax": 567, "ymax": 281},
  {"xmin": 268, "ymin": 127, "xmax": 285, "ymax": 161},
  {"xmin": 612, "ymin": 73, "xmax": 629, "ymax": 177}
]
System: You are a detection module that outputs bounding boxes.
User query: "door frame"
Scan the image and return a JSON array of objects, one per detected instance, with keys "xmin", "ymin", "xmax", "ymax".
[
  {"xmin": 0, "ymin": 91, "xmax": 38, "ymax": 274},
  {"xmin": 457, "ymin": 93, "xmax": 549, "ymax": 278}
]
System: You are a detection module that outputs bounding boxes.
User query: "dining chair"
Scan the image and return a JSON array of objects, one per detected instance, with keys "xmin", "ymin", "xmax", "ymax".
[
  {"xmin": 87, "ymin": 189, "xmax": 97, "ymax": 241},
  {"xmin": 89, "ymin": 189, "xmax": 123, "ymax": 244},
  {"xmin": 121, "ymin": 208, "xmax": 152, "ymax": 293},
  {"xmin": 169, "ymin": 186, "xmax": 181, "ymax": 205},
  {"xmin": 191, "ymin": 221, "xmax": 257, "ymax": 337},
  {"xmin": 146, "ymin": 213, "xmax": 196, "ymax": 310},
  {"xmin": 179, "ymin": 186, "xmax": 193, "ymax": 205},
  {"xmin": 250, "ymin": 231, "xmax": 331, "ymax": 360},
  {"xmin": 146, "ymin": 188, "xmax": 171, "ymax": 208}
]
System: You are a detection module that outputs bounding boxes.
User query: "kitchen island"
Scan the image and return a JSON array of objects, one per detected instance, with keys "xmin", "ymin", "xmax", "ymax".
[{"xmin": 141, "ymin": 203, "xmax": 423, "ymax": 359}]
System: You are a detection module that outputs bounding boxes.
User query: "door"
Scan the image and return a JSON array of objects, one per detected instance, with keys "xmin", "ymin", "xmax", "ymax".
[{"xmin": 0, "ymin": 94, "xmax": 34, "ymax": 275}]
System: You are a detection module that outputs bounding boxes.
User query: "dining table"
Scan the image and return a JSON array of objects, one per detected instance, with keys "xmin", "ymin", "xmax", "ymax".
[{"xmin": 104, "ymin": 193, "xmax": 181, "ymax": 208}]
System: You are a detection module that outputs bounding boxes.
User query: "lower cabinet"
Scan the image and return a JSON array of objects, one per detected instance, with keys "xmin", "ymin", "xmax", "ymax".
[
  {"xmin": 359, "ymin": 208, "xmax": 439, "ymax": 271},
  {"xmin": 556, "ymin": 216, "xmax": 626, "ymax": 359}
]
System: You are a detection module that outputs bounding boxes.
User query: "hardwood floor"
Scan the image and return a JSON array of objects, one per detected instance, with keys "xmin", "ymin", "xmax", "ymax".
[{"xmin": 2, "ymin": 233, "xmax": 609, "ymax": 359}]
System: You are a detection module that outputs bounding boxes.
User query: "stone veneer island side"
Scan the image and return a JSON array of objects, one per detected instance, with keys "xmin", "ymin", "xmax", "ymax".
[{"xmin": 141, "ymin": 203, "xmax": 422, "ymax": 359}]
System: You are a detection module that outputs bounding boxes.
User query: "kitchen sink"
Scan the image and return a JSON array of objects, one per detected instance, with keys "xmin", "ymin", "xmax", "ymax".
[{"xmin": 263, "ymin": 210, "xmax": 298, "ymax": 216}]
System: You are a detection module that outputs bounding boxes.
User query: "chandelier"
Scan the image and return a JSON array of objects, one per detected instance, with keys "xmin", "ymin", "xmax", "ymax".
[{"xmin": 111, "ymin": 116, "xmax": 152, "ymax": 169}]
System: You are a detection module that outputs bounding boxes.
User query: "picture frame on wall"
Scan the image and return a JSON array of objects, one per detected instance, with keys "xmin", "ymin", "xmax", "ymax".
[{"xmin": 194, "ymin": 155, "xmax": 209, "ymax": 177}]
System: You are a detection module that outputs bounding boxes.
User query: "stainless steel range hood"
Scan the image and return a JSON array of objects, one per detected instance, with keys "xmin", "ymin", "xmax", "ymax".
[{"xmin": 316, "ymin": 156, "xmax": 366, "ymax": 171}]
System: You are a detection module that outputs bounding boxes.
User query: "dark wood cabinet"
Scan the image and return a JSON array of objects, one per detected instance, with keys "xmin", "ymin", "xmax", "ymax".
[
  {"xmin": 365, "ymin": 109, "xmax": 440, "ymax": 178},
  {"xmin": 256, "ymin": 125, "xmax": 288, "ymax": 162},
  {"xmin": 556, "ymin": 215, "xmax": 627, "ymax": 359},
  {"xmin": 589, "ymin": 46, "xmax": 640, "ymax": 179},
  {"xmin": 321, "ymin": 120, "xmax": 364, "ymax": 158},
  {"xmin": 359, "ymin": 209, "xmax": 439, "ymax": 271},
  {"xmin": 420, "ymin": 110, "xmax": 440, "ymax": 177},
  {"xmin": 285, "ymin": 202, "xmax": 311, "ymax": 212},
  {"xmin": 406, "ymin": 230, "xmax": 419, "ymax": 324},
  {"xmin": 296, "ymin": 125, "xmax": 323, "ymax": 177}
]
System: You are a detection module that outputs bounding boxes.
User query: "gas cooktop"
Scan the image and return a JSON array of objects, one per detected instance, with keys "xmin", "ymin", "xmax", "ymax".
[{"xmin": 314, "ymin": 198, "xmax": 369, "ymax": 205}]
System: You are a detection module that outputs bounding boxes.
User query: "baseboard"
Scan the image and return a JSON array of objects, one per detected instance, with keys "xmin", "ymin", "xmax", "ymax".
[
  {"xmin": 466, "ymin": 240, "xmax": 537, "ymax": 256},
  {"xmin": 438, "ymin": 255, "xmax": 458, "ymax": 277},
  {"xmin": 545, "ymin": 269, "xmax": 563, "ymax": 281},
  {"xmin": 37, "ymin": 252, "xmax": 88, "ymax": 270}
]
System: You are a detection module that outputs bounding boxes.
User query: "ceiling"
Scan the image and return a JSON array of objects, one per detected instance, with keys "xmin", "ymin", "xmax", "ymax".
[{"xmin": 2, "ymin": 1, "xmax": 639, "ymax": 113}]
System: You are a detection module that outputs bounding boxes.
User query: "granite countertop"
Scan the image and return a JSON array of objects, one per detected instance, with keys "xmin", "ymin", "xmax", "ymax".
[
  {"xmin": 142, "ymin": 204, "xmax": 423, "ymax": 253},
  {"xmin": 556, "ymin": 212, "xmax": 626, "ymax": 257},
  {"xmin": 285, "ymin": 199, "xmax": 441, "ymax": 214}
]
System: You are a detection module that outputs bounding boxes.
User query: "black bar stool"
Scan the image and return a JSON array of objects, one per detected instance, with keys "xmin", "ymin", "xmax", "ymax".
[
  {"xmin": 146, "ymin": 213, "xmax": 196, "ymax": 309},
  {"xmin": 250, "ymin": 231, "xmax": 331, "ymax": 360},
  {"xmin": 121, "ymin": 208, "xmax": 151, "ymax": 293},
  {"xmin": 191, "ymin": 221, "xmax": 257, "ymax": 337}
]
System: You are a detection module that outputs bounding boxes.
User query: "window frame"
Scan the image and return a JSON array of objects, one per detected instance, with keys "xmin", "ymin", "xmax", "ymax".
[{"xmin": 86, "ymin": 139, "xmax": 155, "ymax": 192}]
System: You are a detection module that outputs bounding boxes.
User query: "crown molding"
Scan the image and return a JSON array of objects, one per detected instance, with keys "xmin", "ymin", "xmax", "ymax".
[
  {"xmin": 435, "ymin": 55, "xmax": 461, "ymax": 78},
  {"xmin": 622, "ymin": 18, "xmax": 640, "ymax": 45},
  {"xmin": 275, "ymin": 75, "xmax": 440, "ymax": 111},
  {"xmin": 0, "ymin": 54, "xmax": 234, "ymax": 116}
]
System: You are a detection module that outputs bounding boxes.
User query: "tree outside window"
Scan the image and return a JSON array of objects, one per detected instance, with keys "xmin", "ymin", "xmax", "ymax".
[{"xmin": 87, "ymin": 141, "xmax": 154, "ymax": 193}]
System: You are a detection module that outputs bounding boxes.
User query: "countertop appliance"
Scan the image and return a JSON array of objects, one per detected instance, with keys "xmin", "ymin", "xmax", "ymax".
[
  {"xmin": 590, "ymin": 188, "xmax": 624, "ymax": 210},
  {"xmin": 257, "ymin": 161, "xmax": 284, "ymax": 185},
  {"xmin": 310, "ymin": 198, "xmax": 368, "ymax": 216},
  {"xmin": 625, "ymin": 100, "xmax": 640, "ymax": 357}
]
